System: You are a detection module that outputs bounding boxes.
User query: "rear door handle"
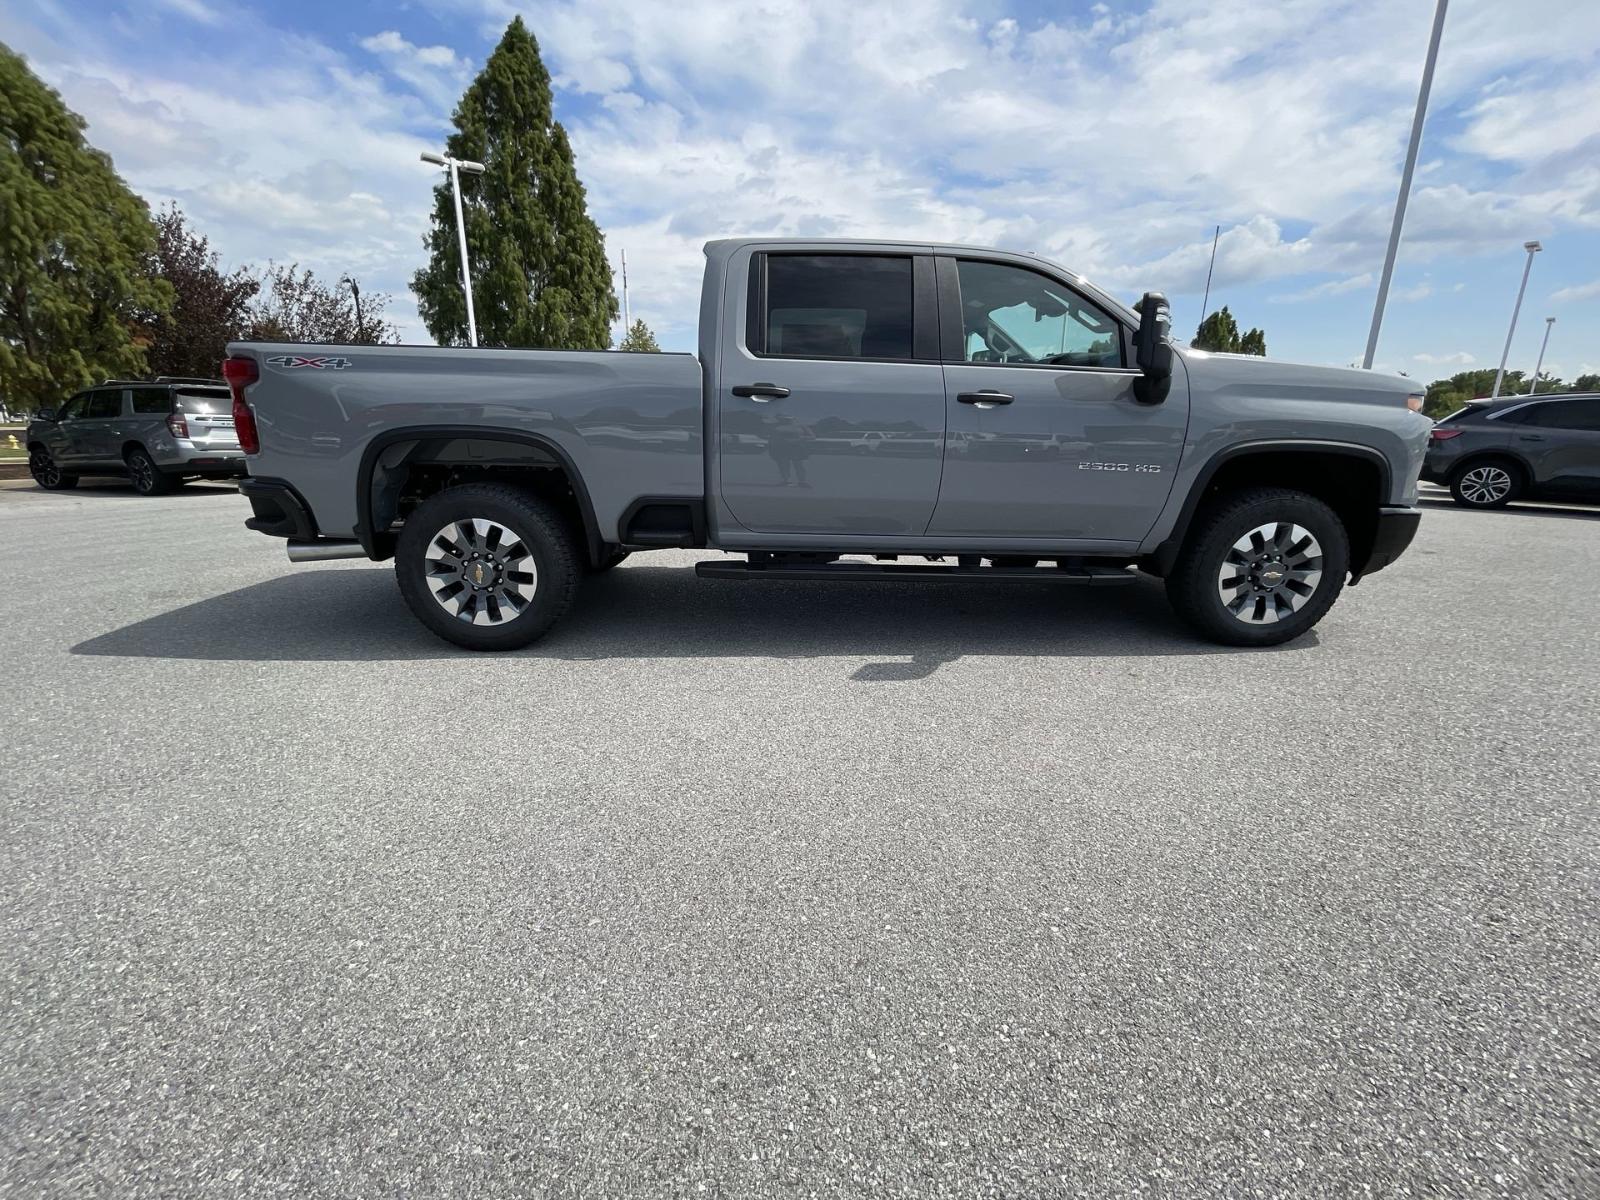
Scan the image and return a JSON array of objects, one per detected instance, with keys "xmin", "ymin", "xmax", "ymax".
[
  {"xmin": 1518, "ymin": 434, "xmax": 1545, "ymax": 442},
  {"xmin": 957, "ymin": 390, "xmax": 1014, "ymax": 407},
  {"xmin": 731, "ymin": 382, "xmax": 790, "ymax": 401}
]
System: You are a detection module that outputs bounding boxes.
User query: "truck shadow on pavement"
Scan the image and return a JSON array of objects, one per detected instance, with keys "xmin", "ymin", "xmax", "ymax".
[{"xmin": 72, "ymin": 563, "xmax": 1308, "ymax": 673}]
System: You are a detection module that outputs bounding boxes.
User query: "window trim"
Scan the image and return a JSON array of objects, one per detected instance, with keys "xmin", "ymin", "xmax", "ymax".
[
  {"xmin": 744, "ymin": 250, "xmax": 939, "ymax": 365},
  {"xmin": 935, "ymin": 255, "xmax": 1136, "ymax": 373}
]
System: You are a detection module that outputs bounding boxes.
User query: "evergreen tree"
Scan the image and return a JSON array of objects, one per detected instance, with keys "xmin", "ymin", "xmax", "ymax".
[
  {"xmin": 1192, "ymin": 306, "xmax": 1266, "ymax": 355},
  {"xmin": 412, "ymin": 18, "xmax": 617, "ymax": 349},
  {"xmin": 617, "ymin": 318, "xmax": 660, "ymax": 352},
  {"xmin": 0, "ymin": 42, "xmax": 171, "ymax": 411},
  {"xmin": 141, "ymin": 205, "xmax": 259, "ymax": 379}
]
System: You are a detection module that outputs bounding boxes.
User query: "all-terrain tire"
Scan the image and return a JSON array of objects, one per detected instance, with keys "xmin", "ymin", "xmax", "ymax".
[
  {"xmin": 395, "ymin": 484, "xmax": 580, "ymax": 651},
  {"xmin": 1166, "ymin": 486, "xmax": 1350, "ymax": 647}
]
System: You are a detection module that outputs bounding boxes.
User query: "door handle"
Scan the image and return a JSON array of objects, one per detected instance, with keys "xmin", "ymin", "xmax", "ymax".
[
  {"xmin": 1518, "ymin": 434, "xmax": 1545, "ymax": 442},
  {"xmin": 731, "ymin": 382, "xmax": 790, "ymax": 401},
  {"xmin": 957, "ymin": 390, "xmax": 1014, "ymax": 407}
]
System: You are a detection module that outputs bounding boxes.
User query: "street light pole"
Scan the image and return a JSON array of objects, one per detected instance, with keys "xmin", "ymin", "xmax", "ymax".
[
  {"xmin": 1491, "ymin": 241, "xmax": 1542, "ymax": 398},
  {"xmin": 1528, "ymin": 317, "xmax": 1555, "ymax": 395},
  {"xmin": 1362, "ymin": 0, "xmax": 1448, "ymax": 370},
  {"xmin": 421, "ymin": 150, "xmax": 486, "ymax": 347},
  {"xmin": 340, "ymin": 275, "xmax": 364, "ymax": 339}
]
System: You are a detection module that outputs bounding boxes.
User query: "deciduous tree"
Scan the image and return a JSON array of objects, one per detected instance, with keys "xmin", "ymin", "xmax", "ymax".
[
  {"xmin": 141, "ymin": 205, "xmax": 258, "ymax": 379},
  {"xmin": 1192, "ymin": 306, "xmax": 1266, "ymax": 356},
  {"xmin": 0, "ymin": 42, "xmax": 171, "ymax": 411}
]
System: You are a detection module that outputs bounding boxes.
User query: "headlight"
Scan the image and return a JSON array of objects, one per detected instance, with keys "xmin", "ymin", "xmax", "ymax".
[{"xmin": 1406, "ymin": 393, "xmax": 1425, "ymax": 412}]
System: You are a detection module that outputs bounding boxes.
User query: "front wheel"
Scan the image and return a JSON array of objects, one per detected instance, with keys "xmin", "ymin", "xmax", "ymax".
[
  {"xmin": 395, "ymin": 484, "xmax": 580, "ymax": 651},
  {"xmin": 1166, "ymin": 487, "xmax": 1349, "ymax": 647},
  {"xmin": 28, "ymin": 447, "xmax": 78, "ymax": 490}
]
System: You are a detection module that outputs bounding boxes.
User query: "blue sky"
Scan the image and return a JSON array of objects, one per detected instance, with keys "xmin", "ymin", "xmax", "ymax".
[{"xmin": 4, "ymin": 0, "xmax": 1597, "ymax": 382}]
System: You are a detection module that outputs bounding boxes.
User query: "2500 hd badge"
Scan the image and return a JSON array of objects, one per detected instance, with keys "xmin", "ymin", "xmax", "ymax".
[{"xmin": 1078, "ymin": 461, "xmax": 1163, "ymax": 473}]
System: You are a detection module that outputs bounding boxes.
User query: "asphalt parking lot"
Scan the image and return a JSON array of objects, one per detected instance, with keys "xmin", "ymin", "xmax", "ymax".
[{"xmin": 2, "ymin": 478, "xmax": 1596, "ymax": 1199}]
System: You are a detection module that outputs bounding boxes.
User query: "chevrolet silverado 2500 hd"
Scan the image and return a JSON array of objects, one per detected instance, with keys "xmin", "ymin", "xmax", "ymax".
[{"xmin": 226, "ymin": 239, "xmax": 1430, "ymax": 650}]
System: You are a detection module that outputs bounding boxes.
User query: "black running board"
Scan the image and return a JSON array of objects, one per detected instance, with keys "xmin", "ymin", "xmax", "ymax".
[{"xmin": 695, "ymin": 560, "xmax": 1139, "ymax": 585}]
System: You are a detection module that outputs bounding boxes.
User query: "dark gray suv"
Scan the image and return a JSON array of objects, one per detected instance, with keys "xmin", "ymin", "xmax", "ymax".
[
  {"xmin": 26, "ymin": 378, "xmax": 245, "ymax": 495},
  {"xmin": 1422, "ymin": 393, "xmax": 1600, "ymax": 508}
]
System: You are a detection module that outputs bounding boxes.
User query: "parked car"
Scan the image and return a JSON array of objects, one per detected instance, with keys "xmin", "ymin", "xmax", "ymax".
[
  {"xmin": 226, "ymin": 238, "xmax": 1430, "ymax": 651},
  {"xmin": 1422, "ymin": 393, "xmax": 1600, "ymax": 508},
  {"xmin": 26, "ymin": 378, "xmax": 245, "ymax": 495}
]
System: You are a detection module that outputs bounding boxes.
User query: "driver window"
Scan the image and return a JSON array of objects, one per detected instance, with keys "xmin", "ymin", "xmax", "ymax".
[
  {"xmin": 956, "ymin": 260, "xmax": 1123, "ymax": 368},
  {"xmin": 58, "ymin": 394, "xmax": 91, "ymax": 421}
]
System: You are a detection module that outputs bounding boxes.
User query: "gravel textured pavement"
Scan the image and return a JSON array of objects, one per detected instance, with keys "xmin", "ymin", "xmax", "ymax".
[{"xmin": 2, "ymin": 478, "xmax": 1597, "ymax": 1198}]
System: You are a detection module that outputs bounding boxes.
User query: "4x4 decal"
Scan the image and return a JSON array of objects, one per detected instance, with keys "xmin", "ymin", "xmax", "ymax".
[{"xmin": 265, "ymin": 355, "xmax": 352, "ymax": 370}]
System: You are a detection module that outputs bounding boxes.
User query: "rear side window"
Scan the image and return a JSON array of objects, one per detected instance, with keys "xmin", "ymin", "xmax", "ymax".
[
  {"xmin": 759, "ymin": 255, "xmax": 914, "ymax": 360},
  {"xmin": 132, "ymin": 388, "xmax": 172, "ymax": 414},
  {"xmin": 1436, "ymin": 405, "xmax": 1482, "ymax": 425},
  {"xmin": 1522, "ymin": 399, "xmax": 1600, "ymax": 431},
  {"xmin": 84, "ymin": 390, "xmax": 123, "ymax": 419}
]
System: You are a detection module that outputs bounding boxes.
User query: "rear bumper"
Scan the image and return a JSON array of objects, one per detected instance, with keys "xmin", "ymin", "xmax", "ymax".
[
  {"xmin": 239, "ymin": 477, "xmax": 318, "ymax": 539},
  {"xmin": 1355, "ymin": 505, "xmax": 1420, "ymax": 580}
]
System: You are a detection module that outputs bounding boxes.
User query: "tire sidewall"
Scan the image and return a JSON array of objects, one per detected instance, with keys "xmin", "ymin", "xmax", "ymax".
[
  {"xmin": 1174, "ymin": 491, "xmax": 1350, "ymax": 647},
  {"xmin": 127, "ymin": 448, "xmax": 168, "ymax": 495},
  {"xmin": 395, "ymin": 486, "xmax": 577, "ymax": 651}
]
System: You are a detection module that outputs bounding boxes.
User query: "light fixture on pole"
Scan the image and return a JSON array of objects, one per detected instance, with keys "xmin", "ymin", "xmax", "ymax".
[
  {"xmin": 1362, "ymin": 0, "xmax": 1449, "ymax": 370},
  {"xmin": 1491, "ymin": 240, "xmax": 1542, "ymax": 399},
  {"xmin": 1529, "ymin": 317, "xmax": 1555, "ymax": 395},
  {"xmin": 421, "ymin": 150, "xmax": 486, "ymax": 347}
]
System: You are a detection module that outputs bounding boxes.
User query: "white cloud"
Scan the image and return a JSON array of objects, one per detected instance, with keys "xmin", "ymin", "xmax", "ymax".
[
  {"xmin": 1413, "ymin": 351, "xmax": 1475, "ymax": 365},
  {"xmin": 1551, "ymin": 279, "xmax": 1600, "ymax": 303},
  {"xmin": 358, "ymin": 30, "xmax": 472, "ymax": 110},
  {"xmin": 1271, "ymin": 273, "xmax": 1374, "ymax": 303}
]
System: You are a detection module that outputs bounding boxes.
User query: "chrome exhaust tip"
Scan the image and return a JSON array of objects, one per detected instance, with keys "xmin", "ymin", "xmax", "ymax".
[{"xmin": 286, "ymin": 538, "xmax": 367, "ymax": 563}]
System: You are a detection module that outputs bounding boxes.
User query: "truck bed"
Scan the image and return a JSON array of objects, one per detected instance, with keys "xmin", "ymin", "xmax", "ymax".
[{"xmin": 231, "ymin": 343, "xmax": 705, "ymax": 542}]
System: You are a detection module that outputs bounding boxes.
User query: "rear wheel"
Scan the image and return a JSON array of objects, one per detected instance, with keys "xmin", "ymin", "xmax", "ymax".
[
  {"xmin": 1166, "ymin": 487, "xmax": 1349, "ymax": 647},
  {"xmin": 1449, "ymin": 459, "xmax": 1521, "ymax": 509},
  {"xmin": 28, "ymin": 446, "xmax": 78, "ymax": 490},
  {"xmin": 126, "ymin": 447, "xmax": 174, "ymax": 495},
  {"xmin": 395, "ymin": 484, "xmax": 580, "ymax": 651}
]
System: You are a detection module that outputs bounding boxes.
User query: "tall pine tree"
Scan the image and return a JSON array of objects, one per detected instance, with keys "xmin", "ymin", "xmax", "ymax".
[
  {"xmin": 413, "ymin": 19, "xmax": 617, "ymax": 349},
  {"xmin": 1, "ymin": 42, "xmax": 171, "ymax": 412}
]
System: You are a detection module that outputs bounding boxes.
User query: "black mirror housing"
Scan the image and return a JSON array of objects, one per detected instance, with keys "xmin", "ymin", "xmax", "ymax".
[
  {"xmin": 35, "ymin": 409, "xmax": 57, "ymax": 422},
  {"xmin": 1133, "ymin": 291, "xmax": 1173, "ymax": 405}
]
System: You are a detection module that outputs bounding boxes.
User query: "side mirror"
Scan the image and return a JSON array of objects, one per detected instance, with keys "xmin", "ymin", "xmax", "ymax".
[
  {"xmin": 1133, "ymin": 291, "xmax": 1173, "ymax": 405},
  {"xmin": 35, "ymin": 408, "xmax": 57, "ymax": 422}
]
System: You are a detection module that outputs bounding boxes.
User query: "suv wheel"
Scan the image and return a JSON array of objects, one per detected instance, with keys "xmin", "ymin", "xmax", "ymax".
[
  {"xmin": 395, "ymin": 484, "xmax": 580, "ymax": 651},
  {"xmin": 1166, "ymin": 487, "xmax": 1350, "ymax": 647},
  {"xmin": 126, "ymin": 447, "xmax": 174, "ymax": 496},
  {"xmin": 1449, "ymin": 460, "xmax": 1520, "ymax": 509},
  {"xmin": 28, "ymin": 447, "xmax": 78, "ymax": 490}
]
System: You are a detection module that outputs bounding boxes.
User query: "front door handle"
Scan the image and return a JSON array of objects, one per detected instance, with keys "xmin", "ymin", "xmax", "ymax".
[
  {"xmin": 731, "ymin": 382, "xmax": 790, "ymax": 401},
  {"xmin": 957, "ymin": 390, "xmax": 1014, "ymax": 407},
  {"xmin": 1518, "ymin": 434, "xmax": 1545, "ymax": 441}
]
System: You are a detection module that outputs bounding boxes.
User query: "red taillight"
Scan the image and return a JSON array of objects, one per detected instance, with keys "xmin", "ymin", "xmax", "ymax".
[
  {"xmin": 1429, "ymin": 427, "xmax": 1464, "ymax": 441},
  {"xmin": 222, "ymin": 356, "xmax": 261, "ymax": 454},
  {"xmin": 166, "ymin": 411, "xmax": 189, "ymax": 438}
]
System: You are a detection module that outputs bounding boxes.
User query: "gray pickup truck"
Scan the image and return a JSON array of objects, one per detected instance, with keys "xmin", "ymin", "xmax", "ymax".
[{"xmin": 226, "ymin": 239, "xmax": 1430, "ymax": 650}]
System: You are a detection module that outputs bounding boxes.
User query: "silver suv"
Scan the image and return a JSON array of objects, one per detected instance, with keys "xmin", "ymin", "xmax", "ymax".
[{"xmin": 26, "ymin": 378, "xmax": 245, "ymax": 495}]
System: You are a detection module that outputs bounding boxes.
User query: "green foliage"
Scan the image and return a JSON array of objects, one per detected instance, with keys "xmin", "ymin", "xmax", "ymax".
[
  {"xmin": 617, "ymin": 318, "xmax": 660, "ymax": 352},
  {"xmin": 1192, "ymin": 306, "xmax": 1266, "ymax": 356},
  {"xmin": 412, "ymin": 17, "xmax": 617, "ymax": 349},
  {"xmin": 1572, "ymin": 373, "xmax": 1600, "ymax": 393},
  {"xmin": 245, "ymin": 263, "xmax": 396, "ymax": 345},
  {"xmin": 141, "ymin": 205, "xmax": 259, "ymax": 379},
  {"xmin": 0, "ymin": 41, "xmax": 171, "ymax": 412},
  {"xmin": 1421, "ymin": 369, "xmax": 1529, "ymax": 420}
]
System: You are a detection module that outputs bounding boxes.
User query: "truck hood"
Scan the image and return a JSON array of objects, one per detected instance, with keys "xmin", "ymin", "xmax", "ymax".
[{"xmin": 1176, "ymin": 348, "xmax": 1420, "ymax": 407}]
